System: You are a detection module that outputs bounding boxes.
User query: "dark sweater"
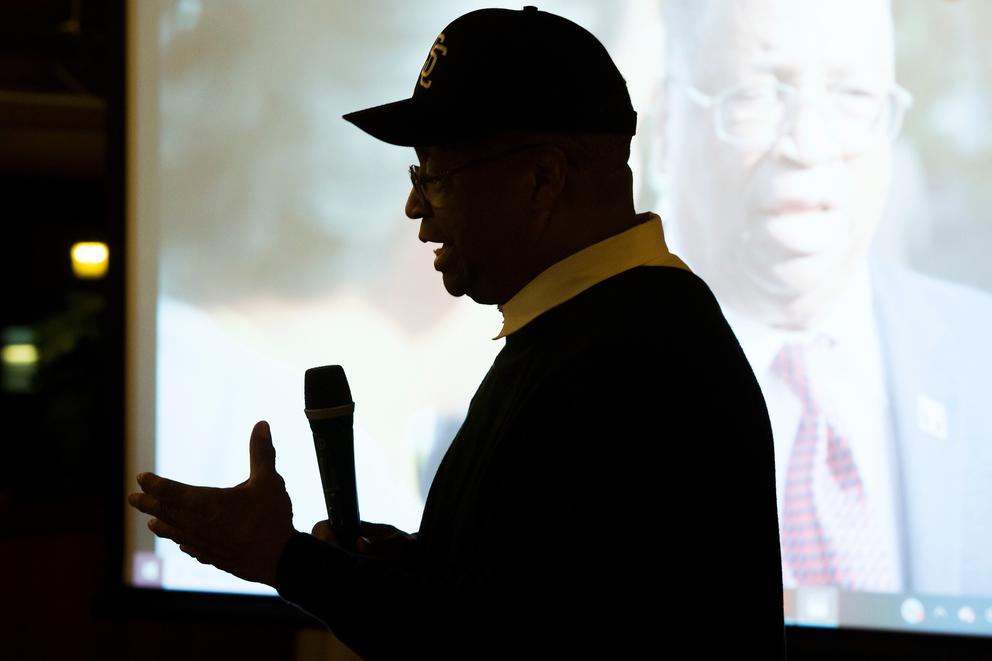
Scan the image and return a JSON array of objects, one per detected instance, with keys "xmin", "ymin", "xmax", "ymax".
[{"xmin": 276, "ymin": 266, "xmax": 785, "ymax": 659}]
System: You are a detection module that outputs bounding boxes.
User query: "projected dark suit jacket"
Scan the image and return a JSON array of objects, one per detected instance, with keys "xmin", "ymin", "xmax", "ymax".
[{"xmin": 873, "ymin": 264, "xmax": 992, "ymax": 596}]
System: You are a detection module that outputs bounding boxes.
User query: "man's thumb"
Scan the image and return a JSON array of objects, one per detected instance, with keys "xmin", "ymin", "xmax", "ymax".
[{"xmin": 249, "ymin": 420, "xmax": 276, "ymax": 479}]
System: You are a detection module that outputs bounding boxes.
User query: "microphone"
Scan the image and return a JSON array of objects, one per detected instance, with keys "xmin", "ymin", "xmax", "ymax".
[{"xmin": 304, "ymin": 365, "xmax": 360, "ymax": 550}]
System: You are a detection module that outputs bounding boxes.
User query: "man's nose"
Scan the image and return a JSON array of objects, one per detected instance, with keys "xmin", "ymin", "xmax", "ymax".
[
  {"xmin": 405, "ymin": 186, "xmax": 427, "ymax": 219},
  {"xmin": 777, "ymin": 98, "xmax": 839, "ymax": 166}
]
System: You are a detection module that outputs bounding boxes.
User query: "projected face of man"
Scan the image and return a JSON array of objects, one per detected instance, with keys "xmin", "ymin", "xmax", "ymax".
[{"xmin": 662, "ymin": 0, "xmax": 896, "ymax": 329}]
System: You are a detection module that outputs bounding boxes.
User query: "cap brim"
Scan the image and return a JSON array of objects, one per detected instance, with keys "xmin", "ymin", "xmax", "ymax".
[{"xmin": 343, "ymin": 97, "xmax": 463, "ymax": 147}]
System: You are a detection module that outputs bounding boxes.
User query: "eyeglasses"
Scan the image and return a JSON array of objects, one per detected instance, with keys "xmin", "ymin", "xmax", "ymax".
[
  {"xmin": 669, "ymin": 78, "xmax": 913, "ymax": 153},
  {"xmin": 408, "ymin": 143, "xmax": 547, "ymax": 205}
]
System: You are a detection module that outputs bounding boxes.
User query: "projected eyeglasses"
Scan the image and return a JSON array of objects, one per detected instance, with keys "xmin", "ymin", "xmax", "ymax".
[{"xmin": 670, "ymin": 78, "xmax": 913, "ymax": 153}]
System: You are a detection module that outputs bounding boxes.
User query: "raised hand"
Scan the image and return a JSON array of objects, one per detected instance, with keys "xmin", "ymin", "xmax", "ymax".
[{"xmin": 127, "ymin": 420, "xmax": 297, "ymax": 587}]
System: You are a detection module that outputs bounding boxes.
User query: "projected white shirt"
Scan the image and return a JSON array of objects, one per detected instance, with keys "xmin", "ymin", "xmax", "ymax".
[{"xmin": 724, "ymin": 265, "xmax": 904, "ymax": 593}]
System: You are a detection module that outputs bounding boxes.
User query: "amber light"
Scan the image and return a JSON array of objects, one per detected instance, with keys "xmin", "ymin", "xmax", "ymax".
[{"xmin": 71, "ymin": 241, "xmax": 109, "ymax": 279}]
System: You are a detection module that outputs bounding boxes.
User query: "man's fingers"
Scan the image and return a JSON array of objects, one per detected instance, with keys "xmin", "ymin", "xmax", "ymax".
[
  {"xmin": 128, "ymin": 492, "xmax": 160, "ymax": 516},
  {"xmin": 357, "ymin": 532, "xmax": 408, "ymax": 555},
  {"xmin": 137, "ymin": 472, "xmax": 200, "ymax": 507},
  {"xmin": 311, "ymin": 520, "xmax": 337, "ymax": 545},
  {"xmin": 147, "ymin": 517, "xmax": 198, "ymax": 548},
  {"xmin": 358, "ymin": 522, "xmax": 406, "ymax": 539},
  {"xmin": 249, "ymin": 420, "xmax": 276, "ymax": 480},
  {"xmin": 128, "ymin": 492, "xmax": 200, "ymax": 530},
  {"xmin": 180, "ymin": 544, "xmax": 216, "ymax": 566}
]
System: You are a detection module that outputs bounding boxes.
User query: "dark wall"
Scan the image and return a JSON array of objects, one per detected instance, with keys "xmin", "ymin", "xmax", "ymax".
[{"xmin": 0, "ymin": 2, "xmax": 309, "ymax": 659}]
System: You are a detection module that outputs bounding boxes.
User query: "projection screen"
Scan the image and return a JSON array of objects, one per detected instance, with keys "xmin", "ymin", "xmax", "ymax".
[{"xmin": 125, "ymin": 0, "xmax": 992, "ymax": 637}]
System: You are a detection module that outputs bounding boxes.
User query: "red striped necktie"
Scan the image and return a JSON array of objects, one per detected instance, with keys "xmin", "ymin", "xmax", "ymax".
[{"xmin": 772, "ymin": 342, "xmax": 892, "ymax": 591}]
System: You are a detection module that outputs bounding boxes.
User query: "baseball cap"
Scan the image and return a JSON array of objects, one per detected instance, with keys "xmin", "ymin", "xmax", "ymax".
[{"xmin": 342, "ymin": 6, "xmax": 637, "ymax": 146}]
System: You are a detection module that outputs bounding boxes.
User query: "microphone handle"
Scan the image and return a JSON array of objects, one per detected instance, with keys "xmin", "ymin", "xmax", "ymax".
[{"xmin": 310, "ymin": 414, "xmax": 360, "ymax": 549}]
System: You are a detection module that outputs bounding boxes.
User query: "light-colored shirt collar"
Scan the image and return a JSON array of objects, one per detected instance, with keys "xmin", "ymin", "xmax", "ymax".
[{"xmin": 494, "ymin": 212, "xmax": 690, "ymax": 339}]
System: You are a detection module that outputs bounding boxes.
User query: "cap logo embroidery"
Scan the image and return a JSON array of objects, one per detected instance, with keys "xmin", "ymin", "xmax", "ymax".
[{"xmin": 419, "ymin": 33, "xmax": 448, "ymax": 89}]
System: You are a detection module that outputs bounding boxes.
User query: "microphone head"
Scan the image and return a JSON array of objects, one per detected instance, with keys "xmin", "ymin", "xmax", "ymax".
[{"xmin": 305, "ymin": 365, "xmax": 353, "ymax": 409}]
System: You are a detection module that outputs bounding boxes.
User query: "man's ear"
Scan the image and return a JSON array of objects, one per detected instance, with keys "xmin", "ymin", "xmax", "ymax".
[{"xmin": 529, "ymin": 146, "xmax": 568, "ymax": 209}]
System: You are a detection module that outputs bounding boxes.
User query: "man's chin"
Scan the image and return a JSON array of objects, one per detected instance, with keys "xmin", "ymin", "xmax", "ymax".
[
  {"xmin": 755, "ymin": 253, "xmax": 841, "ymax": 297},
  {"xmin": 731, "ymin": 253, "xmax": 856, "ymax": 328},
  {"xmin": 441, "ymin": 269, "xmax": 474, "ymax": 300},
  {"xmin": 441, "ymin": 268, "xmax": 501, "ymax": 304}
]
